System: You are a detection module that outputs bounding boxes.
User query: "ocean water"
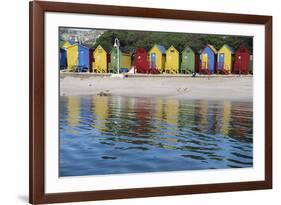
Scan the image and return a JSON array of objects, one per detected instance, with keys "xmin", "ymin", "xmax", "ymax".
[{"xmin": 59, "ymin": 95, "xmax": 253, "ymax": 177}]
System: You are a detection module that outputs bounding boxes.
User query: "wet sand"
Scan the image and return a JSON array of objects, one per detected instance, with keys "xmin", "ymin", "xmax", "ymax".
[{"xmin": 60, "ymin": 74, "xmax": 253, "ymax": 101}]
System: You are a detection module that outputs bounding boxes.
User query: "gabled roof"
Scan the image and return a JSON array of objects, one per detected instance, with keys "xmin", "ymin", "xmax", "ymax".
[
  {"xmin": 68, "ymin": 40, "xmax": 76, "ymax": 45},
  {"xmin": 167, "ymin": 45, "xmax": 179, "ymax": 52},
  {"xmin": 157, "ymin": 44, "xmax": 166, "ymax": 54},
  {"xmin": 236, "ymin": 44, "xmax": 250, "ymax": 53},
  {"xmin": 219, "ymin": 44, "xmax": 235, "ymax": 53},
  {"xmin": 94, "ymin": 44, "xmax": 111, "ymax": 53},
  {"xmin": 59, "ymin": 40, "xmax": 76, "ymax": 48},
  {"xmin": 66, "ymin": 43, "xmax": 90, "ymax": 50},
  {"xmin": 205, "ymin": 44, "xmax": 218, "ymax": 54},
  {"xmin": 182, "ymin": 45, "xmax": 197, "ymax": 53},
  {"xmin": 152, "ymin": 44, "xmax": 166, "ymax": 54}
]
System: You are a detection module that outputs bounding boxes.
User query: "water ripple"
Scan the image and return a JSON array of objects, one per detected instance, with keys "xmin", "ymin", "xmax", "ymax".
[{"xmin": 60, "ymin": 96, "xmax": 253, "ymax": 176}]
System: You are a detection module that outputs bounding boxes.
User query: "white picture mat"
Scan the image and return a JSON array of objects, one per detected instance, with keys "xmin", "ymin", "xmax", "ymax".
[{"xmin": 45, "ymin": 12, "xmax": 265, "ymax": 194}]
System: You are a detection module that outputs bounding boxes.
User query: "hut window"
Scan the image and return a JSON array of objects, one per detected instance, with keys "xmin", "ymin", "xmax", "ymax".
[
  {"xmin": 171, "ymin": 50, "xmax": 175, "ymax": 53},
  {"xmin": 240, "ymin": 49, "xmax": 246, "ymax": 52},
  {"xmin": 98, "ymin": 49, "xmax": 102, "ymax": 53}
]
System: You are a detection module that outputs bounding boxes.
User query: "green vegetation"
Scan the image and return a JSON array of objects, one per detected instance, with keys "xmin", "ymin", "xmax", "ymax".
[{"xmin": 92, "ymin": 30, "xmax": 253, "ymax": 53}]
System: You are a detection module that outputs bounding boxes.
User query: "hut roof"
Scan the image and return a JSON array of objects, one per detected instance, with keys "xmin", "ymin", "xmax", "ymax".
[
  {"xmin": 182, "ymin": 45, "xmax": 198, "ymax": 53},
  {"xmin": 59, "ymin": 40, "xmax": 76, "ymax": 48},
  {"xmin": 236, "ymin": 44, "xmax": 250, "ymax": 53},
  {"xmin": 66, "ymin": 43, "xmax": 90, "ymax": 50},
  {"xmin": 155, "ymin": 44, "xmax": 166, "ymax": 54},
  {"xmin": 220, "ymin": 44, "xmax": 235, "ymax": 53},
  {"xmin": 94, "ymin": 44, "xmax": 111, "ymax": 53},
  {"xmin": 206, "ymin": 44, "xmax": 218, "ymax": 54}
]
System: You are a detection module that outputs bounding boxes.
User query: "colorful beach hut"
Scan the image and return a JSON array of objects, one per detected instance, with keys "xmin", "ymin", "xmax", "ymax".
[
  {"xmin": 200, "ymin": 44, "xmax": 218, "ymax": 74},
  {"xmin": 59, "ymin": 48, "xmax": 67, "ymax": 70},
  {"xmin": 217, "ymin": 44, "xmax": 235, "ymax": 74},
  {"xmin": 60, "ymin": 40, "xmax": 76, "ymax": 49},
  {"xmin": 148, "ymin": 44, "xmax": 166, "ymax": 73},
  {"xmin": 180, "ymin": 46, "xmax": 199, "ymax": 74},
  {"xmin": 133, "ymin": 48, "xmax": 150, "ymax": 73},
  {"xmin": 66, "ymin": 44, "xmax": 92, "ymax": 72},
  {"xmin": 233, "ymin": 44, "xmax": 250, "ymax": 74},
  {"xmin": 109, "ymin": 47, "xmax": 132, "ymax": 73},
  {"xmin": 92, "ymin": 45, "xmax": 110, "ymax": 73},
  {"xmin": 165, "ymin": 46, "xmax": 179, "ymax": 74}
]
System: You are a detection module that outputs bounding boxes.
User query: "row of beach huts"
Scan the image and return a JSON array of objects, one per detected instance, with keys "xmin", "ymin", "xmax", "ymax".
[{"xmin": 59, "ymin": 40, "xmax": 253, "ymax": 75}]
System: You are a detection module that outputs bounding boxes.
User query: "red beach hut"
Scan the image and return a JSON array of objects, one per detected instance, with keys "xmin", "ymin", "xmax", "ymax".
[
  {"xmin": 233, "ymin": 44, "xmax": 251, "ymax": 74},
  {"xmin": 133, "ymin": 48, "xmax": 150, "ymax": 73}
]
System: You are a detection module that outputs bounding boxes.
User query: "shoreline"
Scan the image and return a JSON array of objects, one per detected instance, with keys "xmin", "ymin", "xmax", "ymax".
[{"xmin": 60, "ymin": 74, "xmax": 253, "ymax": 102}]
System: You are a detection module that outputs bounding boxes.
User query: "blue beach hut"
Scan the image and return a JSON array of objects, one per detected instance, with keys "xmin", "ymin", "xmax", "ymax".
[
  {"xmin": 66, "ymin": 43, "xmax": 92, "ymax": 72},
  {"xmin": 59, "ymin": 48, "xmax": 67, "ymax": 70},
  {"xmin": 200, "ymin": 44, "xmax": 218, "ymax": 74},
  {"xmin": 77, "ymin": 44, "xmax": 92, "ymax": 72}
]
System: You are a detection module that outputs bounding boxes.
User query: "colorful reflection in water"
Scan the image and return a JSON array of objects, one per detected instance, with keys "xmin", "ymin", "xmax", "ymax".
[{"xmin": 60, "ymin": 96, "xmax": 253, "ymax": 176}]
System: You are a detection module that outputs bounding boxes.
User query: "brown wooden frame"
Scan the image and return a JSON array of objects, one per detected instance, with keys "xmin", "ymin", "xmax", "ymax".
[{"xmin": 29, "ymin": 1, "xmax": 272, "ymax": 204}]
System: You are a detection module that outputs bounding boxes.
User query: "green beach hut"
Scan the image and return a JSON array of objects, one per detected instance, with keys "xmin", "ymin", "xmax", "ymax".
[
  {"xmin": 109, "ymin": 47, "xmax": 132, "ymax": 73},
  {"xmin": 180, "ymin": 46, "xmax": 198, "ymax": 74}
]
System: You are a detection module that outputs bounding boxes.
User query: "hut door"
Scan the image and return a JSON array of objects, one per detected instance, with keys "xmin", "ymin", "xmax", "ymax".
[
  {"xmin": 202, "ymin": 54, "xmax": 208, "ymax": 69},
  {"xmin": 151, "ymin": 53, "xmax": 156, "ymax": 69},
  {"xmin": 219, "ymin": 53, "xmax": 224, "ymax": 70}
]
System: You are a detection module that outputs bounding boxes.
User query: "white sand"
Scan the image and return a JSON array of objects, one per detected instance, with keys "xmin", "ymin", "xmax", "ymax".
[{"xmin": 60, "ymin": 74, "xmax": 253, "ymax": 101}]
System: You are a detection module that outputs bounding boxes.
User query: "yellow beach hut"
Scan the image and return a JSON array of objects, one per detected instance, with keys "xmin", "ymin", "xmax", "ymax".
[
  {"xmin": 60, "ymin": 40, "xmax": 76, "ymax": 49},
  {"xmin": 217, "ymin": 44, "xmax": 235, "ymax": 74},
  {"xmin": 165, "ymin": 46, "xmax": 179, "ymax": 74},
  {"xmin": 92, "ymin": 45, "xmax": 109, "ymax": 73},
  {"xmin": 148, "ymin": 44, "xmax": 166, "ymax": 73},
  {"xmin": 66, "ymin": 44, "xmax": 79, "ymax": 72}
]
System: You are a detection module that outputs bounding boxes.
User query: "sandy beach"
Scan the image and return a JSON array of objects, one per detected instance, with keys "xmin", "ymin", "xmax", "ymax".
[{"xmin": 60, "ymin": 73, "xmax": 253, "ymax": 101}]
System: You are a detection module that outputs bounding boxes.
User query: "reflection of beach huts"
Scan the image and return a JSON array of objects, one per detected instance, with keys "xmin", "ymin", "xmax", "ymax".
[
  {"xmin": 165, "ymin": 46, "xmax": 179, "ymax": 74},
  {"xmin": 165, "ymin": 100, "xmax": 179, "ymax": 127},
  {"xmin": 67, "ymin": 96, "xmax": 80, "ymax": 127},
  {"xmin": 217, "ymin": 44, "xmax": 234, "ymax": 74},
  {"xmin": 155, "ymin": 99, "xmax": 164, "ymax": 121},
  {"xmin": 92, "ymin": 45, "xmax": 110, "ymax": 73},
  {"xmin": 66, "ymin": 44, "xmax": 92, "ymax": 72},
  {"xmin": 220, "ymin": 101, "xmax": 231, "ymax": 136},
  {"xmin": 148, "ymin": 44, "xmax": 166, "ymax": 73},
  {"xmin": 200, "ymin": 44, "xmax": 218, "ymax": 74},
  {"xmin": 59, "ymin": 48, "xmax": 67, "ymax": 70},
  {"xmin": 180, "ymin": 46, "xmax": 199, "ymax": 74},
  {"xmin": 233, "ymin": 44, "xmax": 250, "ymax": 74},
  {"xmin": 198, "ymin": 101, "xmax": 209, "ymax": 132},
  {"xmin": 178, "ymin": 102, "xmax": 195, "ymax": 129},
  {"xmin": 133, "ymin": 48, "xmax": 150, "ymax": 73},
  {"xmin": 92, "ymin": 96, "xmax": 109, "ymax": 132},
  {"xmin": 109, "ymin": 47, "xmax": 131, "ymax": 73}
]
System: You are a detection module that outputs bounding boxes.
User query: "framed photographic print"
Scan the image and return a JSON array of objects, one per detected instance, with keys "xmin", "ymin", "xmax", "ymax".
[{"xmin": 29, "ymin": 1, "xmax": 272, "ymax": 204}]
